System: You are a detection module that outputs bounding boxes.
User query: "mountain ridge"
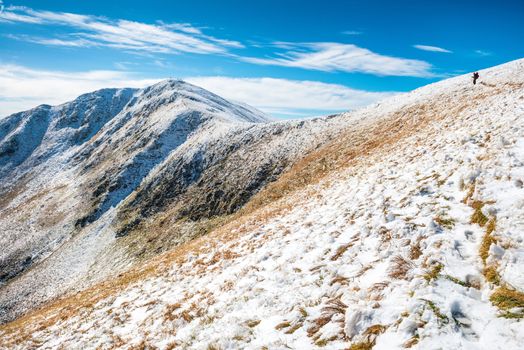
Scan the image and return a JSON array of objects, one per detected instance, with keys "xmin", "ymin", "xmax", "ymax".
[{"xmin": 0, "ymin": 76, "xmax": 348, "ymax": 324}]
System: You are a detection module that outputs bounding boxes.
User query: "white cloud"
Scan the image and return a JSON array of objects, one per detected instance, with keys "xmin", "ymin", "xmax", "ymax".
[
  {"xmin": 342, "ymin": 30, "xmax": 362, "ymax": 35},
  {"xmin": 0, "ymin": 64, "xmax": 397, "ymax": 119},
  {"xmin": 475, "ymin": 50, "xmax": 492, "ymax": 57},
  {"xmin": 0, "ymin": 64, "xmax": 159, "ymax": 117},
  {"xmin": 5, "ymin": 34, "xmax": 94, "ymax": 47},
  {"xmin": 241, "ymin": 42, "xmax": 434, "ymax": 77},
  {"xmin": 185, "ymin": 76, "xmax": 397, "ymax": 118},
  {"xmin": 413, "ymin": 44, "xmax": 452, "ymax": 53},
  {"xmin": 0, "ymin": 6, "xmax": 243, "ymax": 55}
]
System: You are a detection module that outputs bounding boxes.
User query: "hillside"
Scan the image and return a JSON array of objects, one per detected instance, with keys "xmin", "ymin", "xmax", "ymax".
[
  {"xmin": 1, "ymin": 59, "xmax": 524, "ymax": 349},
  {"xmin": 0, "ymin": 80, "xmax": 352, "ymax": 324}
]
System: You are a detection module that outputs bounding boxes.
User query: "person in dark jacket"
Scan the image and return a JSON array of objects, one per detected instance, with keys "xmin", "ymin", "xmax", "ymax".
[{"xmin": 472, "ymin": 72, "xmax": 480, "ymax": 85}]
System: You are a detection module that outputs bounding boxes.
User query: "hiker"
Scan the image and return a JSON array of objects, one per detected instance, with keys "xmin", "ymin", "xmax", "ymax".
[{"xmin": 472, "ymin": 72, "xmax": 480, "ymax": 85}]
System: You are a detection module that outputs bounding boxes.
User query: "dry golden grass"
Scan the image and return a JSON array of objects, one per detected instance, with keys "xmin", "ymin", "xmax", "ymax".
[
  {"xmin": 180, "ymin": 310, "xmax": 193, "ymax": 323},
  {"xmin": 490, "ymin": 287, "xmax": 524, "ymax": 310},
  {"xmin": 479, "ymin": 218, "xmax": 500, "ymax": 285},
  {"xmin": 434, "ymin": 215, "xmax": 455, "ymax": 229},
  {"xmin": 307, "ymin": 297, "xmax": 348, "ymax": 342},
  {"xmin": 479, "ymin": 217, "xmax": 496, "ymax": 251},
  {"xmin": 206, "ymin": 343, "xmax": 222, "ymax": 350},
  {"xmin": 363, "ymin": 324, "xmax": 386, "ymax": 337},
  {"xmin": 403, "ymin": 336, "xmax": 419, "ymax": 348},
  {"xmin": 163, "ymin": 303, "xmax": 182, "ymax": 322},
  {"xmin": 347, "ymin": 342, "xmax": 373, "ymax": 350},
  {"xmin": 483, "ymin": 266, "xmax": 501, "ymax": 285},
  {"xmin": 165, "ymin": 342, "xmax": 179, "ymax": 350},
  {"xmin": 388, "ymin": 255, "xmax": 414, "ymax": 280},
  {"xmin": 490, "ymin": 287, "xmax": 524, "ymax": 318},
  {"xmin": 330, "ymin": 275, "xmax": 350, "ymax": 286},
  {"xmin": 368, "ymin": 282, "xmax": 389, "ymax": 294},
  {"xmin": 321, "ymin": 298, "xmax": 347, "ymax": 316},
  {"xmin": 275, "ymin": 321, "xmax": 291, "ymax": 330},
  {"xmin": 409, "ymin": 240, "xmax": 423, "ymax": 260},
  {"xmin": 470, "ymin": 200, "xmax": 489, "ymax": 226},
  {"xmin": 245, "ymin": 319, "xmax": 260, "ymax": 328},
  {"xmin": 345, "ymin": 324, "xmax": 386, "ymax": 349},
  {"xmin": 461, "ymin": 182, "xmax": 476, "ymax": 204},
  {"xmin": 423, "ymin": 263, "xmax": 443, "ymax": 282},
  {"xmin": 284, "ymin": 323, "xmax": 303, "ymax": 335},
  {"xmin": 330, "ymin": 242, "xmax": 354, "ymax": 261}
]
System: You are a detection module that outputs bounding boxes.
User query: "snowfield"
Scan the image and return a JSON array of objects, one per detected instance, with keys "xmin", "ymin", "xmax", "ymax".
[{"xmin": 1, "ymin": 59, "xmax": 524, "ymax": 349}]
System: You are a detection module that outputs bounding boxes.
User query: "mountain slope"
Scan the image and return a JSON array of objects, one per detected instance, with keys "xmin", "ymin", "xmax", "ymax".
[
  {"xmin": 1, "ymin": 59, "xmax": 523, "ymax": 349},
  {"xmin": 0, "ymin": 80, "xmax": 351, "ymax": 324}
]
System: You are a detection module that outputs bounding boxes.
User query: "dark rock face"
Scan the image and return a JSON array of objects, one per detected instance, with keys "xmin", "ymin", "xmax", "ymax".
[
  {"xmin": 113, "ymin": 119, "xmax": 334, "ymax": 238},
  {"xmin": 77, "ymin": 111, "xmax": 209, "ymax": 228}
]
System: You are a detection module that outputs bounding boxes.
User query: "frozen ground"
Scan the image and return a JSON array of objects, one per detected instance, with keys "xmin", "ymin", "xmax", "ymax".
[{"xmin": 1, "ymin": 59, "xmax": 524, "ymax": 349}]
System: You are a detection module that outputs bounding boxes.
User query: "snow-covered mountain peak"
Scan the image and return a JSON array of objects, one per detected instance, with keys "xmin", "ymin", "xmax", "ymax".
[
  {"xmin": 132, "ymin": 78, "xmax": 271, "ymax": 124},
  {"xmin": 0, "ymin": 78, "xmax": 280, "ymax": 314}
]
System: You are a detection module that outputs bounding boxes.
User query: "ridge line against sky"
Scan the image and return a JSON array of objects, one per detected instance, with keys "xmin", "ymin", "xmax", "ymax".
[{"xmin": 0, "ymin": 1, "xmax": 522, "ymax": 118}]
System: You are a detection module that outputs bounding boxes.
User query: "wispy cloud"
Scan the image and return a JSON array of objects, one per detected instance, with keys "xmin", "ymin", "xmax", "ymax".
[
  {"xmin": 0, "ymin": 6, "xmax": 243, "ymax": 55},
  {"xmin": 0, "ymin": 64, "xmax": 159, "ymax": 117},
  {"xmin": 186, "ymin": 76, "xmax": 397, "ymax": 118},
  {"xmin": 240, "ymin": 42, "xmax": 434, "ymax": 77},
  {"xmin": 0, "ymin": 7, "xmax": 439, "ymax": 79},
  {"xmin": 5, "ymin": 34, "xmax": 94, "ymax": 47},
  {"xmin": 413, "ymin": 44, "xmax": 452, "ymax": 53},
  {"xmin": 342, "ymin": 30, "xmax": 362, "ymax": 35},
  {"xmin": 475, "ymin": 49, "xmax": 492, "ymax": 57}
]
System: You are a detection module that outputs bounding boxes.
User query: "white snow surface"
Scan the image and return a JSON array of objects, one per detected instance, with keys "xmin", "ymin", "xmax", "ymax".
[{"xmin": 1, "ymin": 60, "xmax": 524, "ymax": 349}]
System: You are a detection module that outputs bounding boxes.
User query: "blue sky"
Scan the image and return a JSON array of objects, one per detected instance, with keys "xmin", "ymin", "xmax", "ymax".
[{"xmin": 0, "ymin": 0, "xmax": 523, "ymax": 118}]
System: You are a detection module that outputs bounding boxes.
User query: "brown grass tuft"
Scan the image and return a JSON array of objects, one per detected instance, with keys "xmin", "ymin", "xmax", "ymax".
[
  {"xmin": 470, "ymin": 201, "xmax": 488, "ymax": 226},
  {"xmin": 490, "ymin": 287, "xmax": 524, "ymax": 310},
  {"xmin": 423, "ymin": 263, "xmax": 443, "ymax": 282},
  {"xmin": 362, "ymin": 324, "xmax": 387, "ymax": 344},
  {"xmin": 330, "ymin": 275, "xmax": 350, "ymax": 286},
  {"xmin": 275, "ymin": 321, "xmax": 291, "ymax": 330},
  {"xmin": 479, "ymin": 217, "xmax": 498, "ymax": 282},
  {"xmin": 434, "ymin": 215, "xmax": 455, "ymax": 229},
  {"xmin": 462, "ymin": 182, "xmax": 476, "ymax": 204},
  {"xmin": 348, "ymin": 342, "xmax": 374, "ymax": 350},
  {"xmin": 284, "ymin": 323, "xmax": 302, "ymax": 334},
  {"xmin": 483, "ymin": 266, "xmax": 500, "ymax": 285},
  {"xmin": 388, "ymin": 256, "xmax": 414, "ymax": 280},
  {"xmin": 331, "ymin": 242, "xmax": 354, "ymax": 261},
  {"xmin": 308, "ymin": 298, "xmax": 347, "ymax": 338},
  {"xmin": 246, "ymin": 319, "xmax": 261, "ymax": 328},
  {"xmin": 409, "ymin": 241, "xmax": 423, "ymax": 260},
  {"xmin": 479, "ymin": 228, "xmax": 496, "ymax": 264},
  {"xmin": 403, "ymin": 336, "xmax": 419, "ymax": 348}
]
